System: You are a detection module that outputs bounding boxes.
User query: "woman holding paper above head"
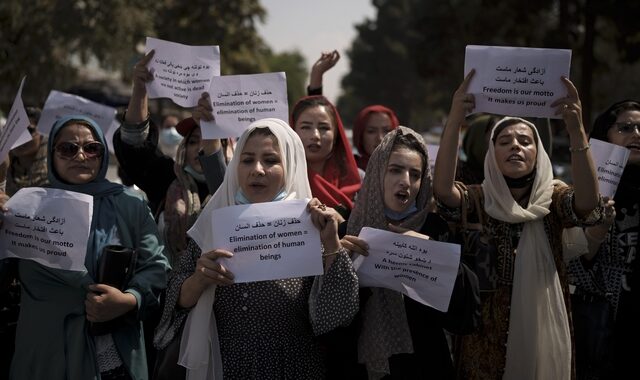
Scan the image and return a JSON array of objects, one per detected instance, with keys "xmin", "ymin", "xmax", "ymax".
[
  {"xmin": 7, "ymin": 115, "xmax": 169, "ymax": 380},
  {"xmin": 326, "ymin": 126, "xmax": 480, "ymax": 379},
  {"xmin": 114, "ymin": 50, "xmax": 227, "ymax": 266},
  {"xmin": 290, "ymin": 95, "xmax": 361, "ymax": 217},
  {"xmin": 153, "ymin": 118, "xmax": 359, "ymax": 379},
  {"xmin": 567, "ymin": 100, "xmax": 640, "ymax": 380},
  {"xmin": 433, "ymin": 70, "xmax": 604, "ymax": 379}
]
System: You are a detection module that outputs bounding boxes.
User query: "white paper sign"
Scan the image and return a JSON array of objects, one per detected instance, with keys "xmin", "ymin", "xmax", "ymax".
[
  {"xmin": 0, "ymin": 77, "xmax": 32, "ymax": 161},
  {"xmin": 201, "ymin": 72, "xmax": 289, "ymax": 139},
  {"xmin": 590, "ymin": 138, "xmax": 630, "ymax": 198},
  {"xmin": 191, "ymin": 199, "xmax": 323, "ymax": 283},
  {"xmin": 0, "ymin": 188, "xmax": 94, "ymax": 272},
  {"xmin": 145, "ymin": 37, "xmax": 221, "ymax": 108},
  {"xmin": 464, "ymin": 45, "xmax": 572, "ymax": 118},
  {"xmin": 426, "ymin": 144, "xmax": 439, "ymax": 175},
  {"xmin": 37, "ymin": 90, "xmax": 118, "ymax": 137},
  {"xmin": 352, "ymin": 227, "xmax": 461, "ymax": 312}
]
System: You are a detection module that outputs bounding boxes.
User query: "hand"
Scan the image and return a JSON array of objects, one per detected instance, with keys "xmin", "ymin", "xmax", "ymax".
[
  {"xmin": 0, "ymin": 191, "xmax": 8, "ymax": 228},
  {"xmin": 132, "ymin": 50, "xmax": 155, "ymax": 92},
  {"xmin": 192, "ymin": 92, "xmax": 215, "ymax": 126},
  {"xmin": 601, "ymin": 197, "xmax": 616, "ymax": 227},
  {"xmin": 388, "ymin": 223, "xmax": 431, "ymax": 240},
  {"xmin": 194, "ymin": 249, "xmax": 235, "ymax": 286},
  {"xmin": 340, "ymin": 235, "xmax": 369, "ymax": 256},
  {"xmin": 309, "ymin": 50, "xmax": 340, "ymax": 89},
  {"xmin": 308, "ymin": 200, "xmax": 341, "ymax": 253},
  {"xmin": 447, "ymin": 69, "xmax": 476, "ymax": 127},
  {"xmin": 85, "ymin": 284, "xmax": 137, "ymax": 322},
  {"xmin": 550, "ymin": 77, "xmax": 584, "ymax": 134}
]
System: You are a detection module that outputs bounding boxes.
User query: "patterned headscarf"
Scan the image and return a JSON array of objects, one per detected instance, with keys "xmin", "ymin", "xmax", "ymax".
[{"xmin": 347, "ymin": 126, "xmax": 432, "ymax": 378}]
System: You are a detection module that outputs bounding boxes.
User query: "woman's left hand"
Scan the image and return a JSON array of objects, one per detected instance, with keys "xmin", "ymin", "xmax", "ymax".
[
  {"xmin": 85, "ymin": 284, "xmax": 137, "ymax": 322},
  {"xmin": 551, "ymin": 77, "xmax": 584, "ymax": 134},
  {"xmin": 308, "ymin": 200, "xmax": 342, "ymax": 253}
]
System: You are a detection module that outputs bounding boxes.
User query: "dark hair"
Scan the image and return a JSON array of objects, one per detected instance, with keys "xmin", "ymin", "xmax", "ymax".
[
  {"xmin": 290, "ymin": 96, "xmax": 338, "ymax": 129},
  {"xmin": 590, "ymin": 100, "xmax": 640, "ymax": 142},
  {"xmin": 25, "ymin": 106, "xmax": 42, "ymax": 125},
  {"xmin": 391, "ymin": 132, "xmax": 428, "ymax": 173},
  {"xmin": 491, "ymin": 118, "xmax": 539, "ymax": 146}
]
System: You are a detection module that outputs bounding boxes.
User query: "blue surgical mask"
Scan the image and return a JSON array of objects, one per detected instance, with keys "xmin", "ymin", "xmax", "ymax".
[{"xmin": 384, "ymin": 202, "xmax": 418, "ymax": 221}]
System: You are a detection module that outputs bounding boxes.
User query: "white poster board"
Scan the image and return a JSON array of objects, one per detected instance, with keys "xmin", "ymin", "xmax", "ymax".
[
  {"xmin": 201, "ymin": 72, "xmax": 289, "ymax": 139},
  {"xmin": 352, "ymin": 227, "xmax": 461, "ymax": 312},
  {"xmin": 0, "ymin": 188, "xmax": 94, "ymax": 271},
  {"xmin": 0, "ymin": 77, "xmax": 32, "ymax": 161},
  {"xmin": 145, "ymin": 37, "xmax": 221, "ymax": 108},
  {"xmin": 589, "ymin": 138, "xmax": 630, "ymax": 198},
  {"xmin": 464, "ymin": 45, "xmax": 571, "ymax": 118},
  {"xmin": 188, "ymin": 199, "xmax": 323, "ymax": 283}
]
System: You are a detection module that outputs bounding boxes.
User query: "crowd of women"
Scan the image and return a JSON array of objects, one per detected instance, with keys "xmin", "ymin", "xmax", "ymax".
[{"xmin": 0, "ymin": 47, "xmax": 637, "ymax": 380}]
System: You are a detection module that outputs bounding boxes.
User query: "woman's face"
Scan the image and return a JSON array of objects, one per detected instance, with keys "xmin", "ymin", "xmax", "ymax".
[
  {"xmin": 237, "ymin": 133, "xmax": 285, "ymax": 203},
  {"xmin": 294, "ymin": 105, "xmax": 335, "ymax": 169},
  {"xmin": 493, "ymin": 123, "xmax": 537, "ymax": 179},
  {"xmin": 53, "ymin": 123, "xmax": 103, "ymax": 185},
  {"xmin": 185, "ymin": 127, "xmax": 203, "ymax": 173},
  {"xmin": 607, "ymin": 110, "xmax": 640, "ymax": 166},
  {"xmin": 363, "ymin": 112, "xmax": 393, "ymax": 156},
  {"xmin": 383, "ymin": 147, "xmax": 423, "ymax": 213}
]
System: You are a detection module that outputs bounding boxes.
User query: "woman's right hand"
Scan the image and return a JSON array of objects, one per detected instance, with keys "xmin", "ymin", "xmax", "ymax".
[
  {"xmin": 309, "ymin": 50, "xmax": 340, "ymax": 90},
  {"xmin": 192, "ymin": 92, "xmax": 215, "ymax": 126},
  {"xmin": 0, "ymin": 191, "xmax": 8, "ymax": 228},
  {"xmin": 447, "ymin": 69, "xmax": 476, "ymax": 127},
  {"xmin": 194, "ymin": 249, "xmax": 235, "ymax": 286},
  {"xmin": 340, "ymin": 235, "xmax": 369, "ymax": 256},
  {"xmin": 132, "ymin": 50, "xmax": 155, "ymax": 92}
]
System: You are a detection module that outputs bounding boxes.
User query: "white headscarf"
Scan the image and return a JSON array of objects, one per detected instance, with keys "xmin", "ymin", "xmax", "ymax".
[
  {"xmin": 482, "ymin": 117, "xmax": 571, "ymax": 380},
  {"xmin": 179, "ymin": 118, "xmax": 312, "ymax": 380}
]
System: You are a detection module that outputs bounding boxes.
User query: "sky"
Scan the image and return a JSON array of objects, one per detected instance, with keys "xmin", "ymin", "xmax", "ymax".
[{"xmin": 256, "ymin": 0, "xmax": 376, "ymax": 104}]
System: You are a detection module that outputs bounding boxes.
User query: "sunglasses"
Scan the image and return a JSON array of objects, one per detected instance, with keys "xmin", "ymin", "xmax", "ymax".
[
  {"xmin": 54, "ymin": 141, "xmax": 105, "ymax": 159},
  {"xmin": 613, "ymin": 122, "xmax": 640, "ymax": 135}
]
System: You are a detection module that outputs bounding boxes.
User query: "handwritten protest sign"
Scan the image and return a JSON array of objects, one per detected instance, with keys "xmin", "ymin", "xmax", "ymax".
[
  {"xmin": 145, "ymin": 37, "xmax": 221, "ymax": 108},
  {"xmin": 352, "ymin": 227, "xmax": 461, "ymax": 312},
  {"xmin": 37, "ymin": 90, "xmax": 118, "ymax": 138},
  {"xmin": 590, "ymin": 138, "xmax": 630, "ymax": 198},
  {"xmin": 464, "ymin": 45, "xmax": 571, "ymax": 118},
  {"xmin": 0, "ymin": 77, "xmax": 32, "ymax": 161},
  {"xmin": 188, "ymin": 199, "xmax": 323, "ymax": 283},
  {"xmin": 200, "ymin": 72, "xmax": 289, "ymax": 139},
  {"xmin": 0, "ymin": 188, "xmax": 94, "ymax": 272}
]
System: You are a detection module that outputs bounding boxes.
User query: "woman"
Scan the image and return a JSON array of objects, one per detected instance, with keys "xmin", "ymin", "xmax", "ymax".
[
  {"xmin": 154, "ymin": 118, "xmax": 359, "ymax": 379},
  {"xmin": 568, "ymin": 100, "xmax": 640, "ymax": 379},
  {"xmin": 7, "ymin": 115, "xmax": 169, "ymax": 379},
  {"xmin": 290, "ymin": 95, "xmax": 361, "ymax": 215},
  {"xmin": 433, "ymin": 71, "xmax": 603, "ymax": 379},
  {"xmin": 114, "ymin": 51, "xmax": 226, "ymax": 266},
  {"xmin": 336, "ymin": 126, "xmax": 479, "ymax": 379},
  {"xmin": 352, "ymin": 105, "xmax": 400, "ymax": 173}
]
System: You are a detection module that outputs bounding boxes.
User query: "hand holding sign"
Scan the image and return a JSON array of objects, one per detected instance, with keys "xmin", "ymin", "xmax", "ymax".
[
  {"xmin": 195, "ymin": 249, "xmax": 235, "ymax": 286},
  {"xmin": 550, "ymin": 77, "xmax": 584, "ymax": 135},
  {"xmin": 132, "ymin": 50, "xmax": 156, "ymax": 93},
  {"xmin": 448, "ymin": 70, "xmax": 476, "ymax": 127}
]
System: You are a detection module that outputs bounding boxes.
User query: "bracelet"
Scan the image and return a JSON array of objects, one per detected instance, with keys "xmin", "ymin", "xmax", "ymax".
[
  {"xmin": 322, "ymin": 248, "xmax": 343, "ymax": 258},
  {"xmin": 569, "ymin": 143, "xmax": 590, "ymax": 153}
]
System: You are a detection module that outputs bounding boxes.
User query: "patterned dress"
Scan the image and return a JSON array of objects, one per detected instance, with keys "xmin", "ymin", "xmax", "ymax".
[
  {"xmin": 438, "ymin": 182, "xmax": 602, "ymax": 380},
  {"xmin": 155, "ymin": 239, "xmax": 359, "ymax": 379}
]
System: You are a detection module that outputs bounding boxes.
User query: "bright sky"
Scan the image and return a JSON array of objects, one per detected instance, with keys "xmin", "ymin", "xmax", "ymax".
[{"xmin": 256, "ymin": 0, "xmax": 375, "ymax": 104}]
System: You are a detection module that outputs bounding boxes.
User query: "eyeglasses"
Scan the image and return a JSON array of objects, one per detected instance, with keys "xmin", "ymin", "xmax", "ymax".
[
  {"xmin": 54, "ymin": 141, "xmax": 105, "ymax": 159},
  {"xmin": 613, "ymin": 122, "xmax": 640, "ymax": 135}
]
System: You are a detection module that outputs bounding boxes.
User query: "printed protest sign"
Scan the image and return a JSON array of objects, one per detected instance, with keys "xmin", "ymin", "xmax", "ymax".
[
  {"xmin": 0, "ymin": 77, "xmax": 31, "ymax": 161},
  {"xmin": 464, "ymin": 45, "xmax": 571, "ymax": 118},
  {"xmin": 590, "ymin": 138, "xmax": 630, "ymax": 198}
]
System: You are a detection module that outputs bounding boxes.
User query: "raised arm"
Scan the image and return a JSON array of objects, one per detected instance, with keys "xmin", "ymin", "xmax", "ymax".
[
  {"xmin": 550, "ymin": 78, "xmax": 599, "ymax": 217},
  {"xmin": 125, "ymin": 50, "xmax": 154, "ymax": 124},
  {"xmin": 308, "ymin": 50, "xmax": 340, "ymax": 95},
  {"xmin": 433, "ymin": 70, "xmax": 476, "ymax": 208}
]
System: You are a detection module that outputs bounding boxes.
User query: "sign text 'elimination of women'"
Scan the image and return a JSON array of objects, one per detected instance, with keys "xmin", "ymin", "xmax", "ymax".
[
  {"xmin": 188, "ymin": 199, "xmax": 323, "ymax": 283},
  {"xmin": 0, "ymin": 188, "xmax": 93, "ymax": 272}
]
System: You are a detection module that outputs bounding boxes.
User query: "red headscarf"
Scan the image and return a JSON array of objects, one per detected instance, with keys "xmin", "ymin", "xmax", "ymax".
[
  {"xmin": 353, "ymin": 105, "xmax": 400, "ymax": 170},
  {"xmin": 291, "ymin": 95, "xmax": 361, "ymax": 210}
]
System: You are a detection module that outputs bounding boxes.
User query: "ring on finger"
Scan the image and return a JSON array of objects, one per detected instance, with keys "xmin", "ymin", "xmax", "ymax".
[{"xmin": 201, "ymin": 267, "xmax": 206, "ymax": 274}]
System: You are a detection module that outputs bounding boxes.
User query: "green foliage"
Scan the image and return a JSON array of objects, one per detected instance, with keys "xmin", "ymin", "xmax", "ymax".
[
  {"xmin": 264, "ymin": 50, "xmax": 307, "ymax": 110},
  {"xmin": 338, "ymin": 0, "xmax": 640, "ymax": 131}
]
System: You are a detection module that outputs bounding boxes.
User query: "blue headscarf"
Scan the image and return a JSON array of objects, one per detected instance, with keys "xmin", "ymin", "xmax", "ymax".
[{"xmin": 47, "ymin": 115, "xmax": 125, "ymax": 276}]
